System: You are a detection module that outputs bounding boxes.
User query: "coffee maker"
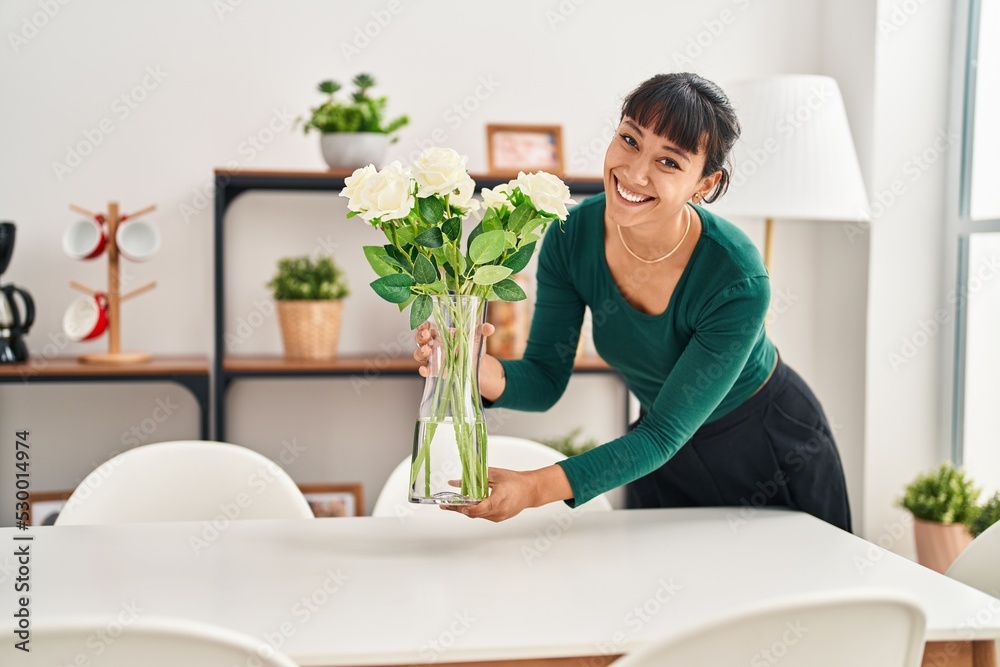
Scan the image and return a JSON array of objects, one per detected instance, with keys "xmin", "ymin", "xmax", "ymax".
[{"xmin": 0, "ymin": 222, "xmax": 35, "ymax": 363}]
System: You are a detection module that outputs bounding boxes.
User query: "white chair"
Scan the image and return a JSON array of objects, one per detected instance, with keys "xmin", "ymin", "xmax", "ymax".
[
  {"xmin": 55, "ymin": 440, "xmax": 313, "ymax": 525},
  {"xmin": 611, "ymin": 591, "xmax": 926, "ymax": 667},
  {"xmin": 24, "ymin": 616, "xmax": 298, "ymax": 666},
  {"xmin": 371, "ymin": 434, "xmax": 613, "ymax": 519},
  {"xmin": 947, "ymin": 520, "xmax": 1000, "ymax": 595}
]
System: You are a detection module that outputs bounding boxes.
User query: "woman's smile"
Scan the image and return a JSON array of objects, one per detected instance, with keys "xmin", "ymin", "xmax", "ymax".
[{"xmin": 613, "ymin": 174, "xmax": 656, "ymax": 205}]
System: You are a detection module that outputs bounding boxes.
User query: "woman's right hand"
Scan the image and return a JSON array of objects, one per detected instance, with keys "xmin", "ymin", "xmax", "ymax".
[{"xmin": 413, "ymin": 322, "xmax": 437, "ymax": 378}]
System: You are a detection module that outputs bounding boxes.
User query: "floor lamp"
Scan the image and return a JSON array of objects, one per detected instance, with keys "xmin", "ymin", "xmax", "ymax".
[{"xmin": 711, "ymin": 75, "xmax": 870, "ymax": 275}]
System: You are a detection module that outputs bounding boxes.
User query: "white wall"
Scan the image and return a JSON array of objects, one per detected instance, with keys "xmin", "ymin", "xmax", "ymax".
[
  {"xmin": 0, "ymin": 0, "xmax": 917, "ymax": 524},
  {"xmin": 862, "ymin": 0, "xmax": 958, "ymax": 556}
]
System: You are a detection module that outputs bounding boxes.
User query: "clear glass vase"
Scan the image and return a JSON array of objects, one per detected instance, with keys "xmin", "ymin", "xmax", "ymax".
[{"xmin": 410, "ymin": 294, "xmax": 489, "ymax": 505}]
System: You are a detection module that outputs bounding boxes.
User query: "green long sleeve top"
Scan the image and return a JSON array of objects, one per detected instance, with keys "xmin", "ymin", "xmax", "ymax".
[{"xmin": 491, "ymin": 194, "xmax": 778, "ymax": 507}]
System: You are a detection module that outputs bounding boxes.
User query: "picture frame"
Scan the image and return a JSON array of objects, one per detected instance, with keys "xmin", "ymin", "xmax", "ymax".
[
  {"xmin": 28, "ymin": 490, "xmax": 74, "ymax": 526},
  {"xmin": 486, "ymin": 123, "xmax": 564, "ymax": 176},
  {"xmin": 298, "ymin": 483, "xmax": 364, "ymax": 518}
]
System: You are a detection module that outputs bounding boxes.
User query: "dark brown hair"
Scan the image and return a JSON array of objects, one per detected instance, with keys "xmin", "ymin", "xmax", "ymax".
[{"xmin": 621, "ymin": 72, "xmax": 739, "ymax": 203}]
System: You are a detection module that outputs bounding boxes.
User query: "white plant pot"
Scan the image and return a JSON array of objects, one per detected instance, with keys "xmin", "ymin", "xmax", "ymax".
[{"xmin": 320, "ymin": 132, "xmax": 390, "ymax": 170}]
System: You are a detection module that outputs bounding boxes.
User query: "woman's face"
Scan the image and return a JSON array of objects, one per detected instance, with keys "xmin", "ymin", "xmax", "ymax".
[{"xmin": 603, "ymin": 117, "xmax": 719, "ymax": 228}]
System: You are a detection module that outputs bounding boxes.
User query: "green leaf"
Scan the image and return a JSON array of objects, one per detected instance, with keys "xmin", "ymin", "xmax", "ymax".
[
  {"xmin": 492, "ymin": 278, "xmax": 527, "ymax": 301},
  {"xmin": 442, "ymin": 217, "xmax": 462, "ymax": 242},
  {"xmin": 521, "ymin": 215, "xmax": 549, "ymax": 237},
  {"xmin": 397, "ymin": 293, "xmax": 416, "ymax": 311},
  {"xmin": 502, "ymin": 242, "xmax": 536, "ymax": 273},
  {"xmin": 414, "ymin": 227, "xmax": 444, "ymax": 249},
  {"xmin": 508, "ymin": 203, "xmax": 535, "ymax": 233},
  {"xmin": 409, "ymin": 294, "xmax": 432, "ymax": 329},
  {"xmin": 362, "ymin": 245, "xmax": 396, "ymax": 277},
  {"xmin": 469, "ymin": 230, "xmax": 506, "ymax": 265},
  {"xmin": 413, "ymin": 254, "xmax": 437, "ymax": 284},
  {"xmin": 518, "ymin": 233, "xmax": 541, "ymax": 248},
  {"xmin": 383, "ymin": 244, "xmax": 413, "ymax": 273},
  {"xmin": 481, "ymin": 207, "xmax": 503, "ymax": 232},
  {"xmin": 370, "ymin": 273, "xmax": 414, "ymax": 303},
  {"xmin": 466, "ymin": 220, "xmax": 485, "ymax": 253},
  {"xmin": 473, "ymin": 265, "xmax": 513, "ymax": 286},
  {"xmin": 395, "ymin": 226, "xmax": 416, "ymax": 247},
  {"xmin": 346, "ymin": 210, "xmax": 359, "ymax": 219},
  {"xmin": 504, "ymin": 231, "xmax": 517, "ymax": 249},
  {"xmin": 418, "ymin": 197, "xmax": 445, "ymax": 224}
]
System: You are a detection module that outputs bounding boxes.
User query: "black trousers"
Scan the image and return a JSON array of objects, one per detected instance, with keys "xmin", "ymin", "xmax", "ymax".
[{"xmin": 625, "ymin": 354, "xmax": 853, "ymax": 533}]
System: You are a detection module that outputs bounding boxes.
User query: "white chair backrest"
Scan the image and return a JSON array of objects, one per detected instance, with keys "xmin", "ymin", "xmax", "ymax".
[
  {"xmin": 371, "ymin": 434, "xmax": 612, "ymax": 519},
  {"xmin": 947, "ymin": 520, "xmax": 1000, "ymax": 596},
  {"xmin": 24, "ymin": 616, "xmax": 298, "ymax": 667},
  {"xmin": 55, "ymin": 440, "xmax": 313, "ymax": 525},
  {"xmin": 610, "ymin": 591, "xmax": 926, "ymax": 667}
]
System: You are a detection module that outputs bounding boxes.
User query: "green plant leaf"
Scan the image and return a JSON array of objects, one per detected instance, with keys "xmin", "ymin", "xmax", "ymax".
[
  {"xmin": 413, "ymin": 254, "xmax": 437, "ymax": 284},
  {"xmin": 502, "ymin": 242, "xmax": 536, "ymax": 273},
  {"xmin": 362, "ymin": 245, "xmax": 396, "ymax": 277},
  {"xmin": 395, "ymin": 226, "xmax": 416, "ymax": 247},
  {"xmin": 384, "ymin": 244, "xmax": 413, "ymax": 273},
  {"xmin": 370, "ymin": 273, "xmax": 414, "ymax": 303},
  {"xmin": 468, "ymin": 230, "xmax": 506, "ymax": 265},
  {"xmin": 414, "ymin": 227, "xmax": 444, "ymax": 249},
  {"xmin": 466, "ymin": 220, "xmax": 485, "ymax": 253},
  {"xmin": 518, "ymin": 233, "xmax": 541, "ymax": 248},
  {"xmin": 481, "ymin": 207, "xmax": 503, "ymax": 232},
  {"xmin": 409, "ymin": 294, "xmax": 432, "ymax": 329},
  {"xmin": 397, "ymin": 293, "xmax": 416, "ymax": 311},
  {"xmin": 508, "ymin": 204, "xmax": 535, "ymax": 233},
  {"xmin": 442, "ymin": 216, "xmax": 462, "ymax": 242},
  {"xmin": 504, "ymin": 231, "xmax": 517, "ymax": 249},
  {"xmin": 473, "ymin": 265, "xmax": 513, "ymax": 286},
  {"xmin": 418, "ymin": 197, "xmax": 445, "ymax": 224},
  {"xmin": 492, "ymin": 278, "xmax": 527, "ymax": 301}
]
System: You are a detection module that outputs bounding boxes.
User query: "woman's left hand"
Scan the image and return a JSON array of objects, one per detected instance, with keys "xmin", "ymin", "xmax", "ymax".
[
  {"xmin": 442, "ymin": 464, "xmax": 575, "ymax": 522},
  {"xmin": 442, "ymin": 467, "xmax": 537, "ymax": 522}
]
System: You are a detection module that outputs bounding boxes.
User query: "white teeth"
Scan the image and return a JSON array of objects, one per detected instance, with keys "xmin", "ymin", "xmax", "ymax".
[{"xmin": 616, "ymin": 179, "xmax": 652, "ymax": 203}]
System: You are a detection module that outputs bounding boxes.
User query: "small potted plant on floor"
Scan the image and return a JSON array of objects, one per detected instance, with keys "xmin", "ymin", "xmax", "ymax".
[
  {"xmin": 268, "ymin": 255, "xmax": 349, "ymax": 361},
  {"xmin": 299, "ymin": 73, "xmax": 409, "ymax": 170},
  {"xmin": 899, "ymin": 462, "xmax": 980, "ymax": 573}
]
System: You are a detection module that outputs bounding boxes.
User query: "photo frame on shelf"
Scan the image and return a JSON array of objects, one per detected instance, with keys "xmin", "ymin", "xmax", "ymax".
[
  {"xmin": 486, "ymin": 124, "xmax": 564, "ymax": 176},
  {"xmin": 28, "ymin": 490, "xmax": 74, "ymax": 526},
  {"xmin": 298, "ymin": 483, "xmax": 364, "ymax": 518}
]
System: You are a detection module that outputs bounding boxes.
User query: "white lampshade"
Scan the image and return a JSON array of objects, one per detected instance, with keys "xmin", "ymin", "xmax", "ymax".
[{"xmin": 712, "ymin": 75, "xmax": 870, "ymax": 222}]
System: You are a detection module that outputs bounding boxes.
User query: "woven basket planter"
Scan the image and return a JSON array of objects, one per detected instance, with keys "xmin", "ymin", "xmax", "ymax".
[{"xmin": 276, "ymin": 300, "xmax": 343, "ymax": 361}]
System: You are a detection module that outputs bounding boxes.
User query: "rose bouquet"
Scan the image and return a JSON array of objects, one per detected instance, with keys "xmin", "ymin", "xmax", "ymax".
[{"xmin": 341, "ymin": 147, "xmax": 574, "ymax": 505}]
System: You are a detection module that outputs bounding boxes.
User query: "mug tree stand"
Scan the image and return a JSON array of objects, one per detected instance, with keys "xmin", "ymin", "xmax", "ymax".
[{"xmin": 69, "ymin": 200, "xmax": 157, "ymax": 365}]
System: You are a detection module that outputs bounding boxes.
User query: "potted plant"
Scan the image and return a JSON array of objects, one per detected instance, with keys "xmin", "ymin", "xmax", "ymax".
[
  {"xmin": 899, "ymin": 463, "xmax": 980, "ymax": 573},
  {"xmin": 299, "ymin": 73, "xmax": 409, "ymax": 170},
  {"xmin": 968, "ymin": 491, "xmax": 1000, "ymax": 538},
  {"xmin": 540, "ymin": 428, "xmax": 599, "ymax": 457},
  {"xmin": 267, "ymin": 255, "xmax": 349, "ymax": 361}
]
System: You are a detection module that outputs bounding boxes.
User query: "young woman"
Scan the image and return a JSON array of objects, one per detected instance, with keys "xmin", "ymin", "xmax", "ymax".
[{"xmin": 414, "ymin": 73, "xmax": 852, "ymax": 532}]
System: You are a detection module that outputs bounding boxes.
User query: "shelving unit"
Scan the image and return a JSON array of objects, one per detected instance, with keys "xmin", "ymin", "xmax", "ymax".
[
  {"xmin": 0, "ymin": 355, "xmax": 211, "ymax": 439},
  {"xmin": 213, "ymin": 168, "xmax": 612, "ymax": 440}
]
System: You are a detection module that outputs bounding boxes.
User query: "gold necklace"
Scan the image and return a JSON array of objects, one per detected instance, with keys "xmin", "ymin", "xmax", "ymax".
[{"xmin": 617, "ymin": 205, "xmax": 692, "ymax": 264}]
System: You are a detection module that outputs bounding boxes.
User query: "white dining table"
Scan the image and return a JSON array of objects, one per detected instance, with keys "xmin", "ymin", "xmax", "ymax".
[{"xmin": 1, "ymin": 507, "xmax": 998, "ymax": 667}]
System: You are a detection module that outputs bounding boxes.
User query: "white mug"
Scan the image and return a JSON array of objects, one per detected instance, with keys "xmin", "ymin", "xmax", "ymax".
[
  {"xmin": 116, "ymin": 219, "xmax": 160, "ymax": 262},
  {"xmin": 62, "ymin": 219, "xmax": 106, "ymax": 260},
  {"xmin": 63, "ymin": 293, "xmax": 109, "ymax": 342}
]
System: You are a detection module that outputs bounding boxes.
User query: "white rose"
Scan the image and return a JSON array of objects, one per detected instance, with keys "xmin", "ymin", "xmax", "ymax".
[
  {"xmin": 369, "ymin": 161, "xmax": 415, "ymax": 222},
  {"xmin": 340, "ymin": 164, "xmax": 379, "ymax": 219},
  {"xmin": 413, "ymin": 147, "xmax": 469, "ymax": 198},
  {"xmin": 480, "ymin": 183, "xmax": 514, "ymax": 212},
  {"xmin": 515, "ymin": 171, "xmax": 576, "ymax": 221},
  {"xmin": 450, "ymin": 174, "xmax": 480, "ymax": 213}
]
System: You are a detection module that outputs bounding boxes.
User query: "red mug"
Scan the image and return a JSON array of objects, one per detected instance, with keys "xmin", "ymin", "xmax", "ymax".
[
  {"xmin": 63, "ymin": 293, "xmax": 109, "ymax": 341},
  {"xmin": 63, "ymin": 219, "xmax": 107, "ymax": 260}
]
